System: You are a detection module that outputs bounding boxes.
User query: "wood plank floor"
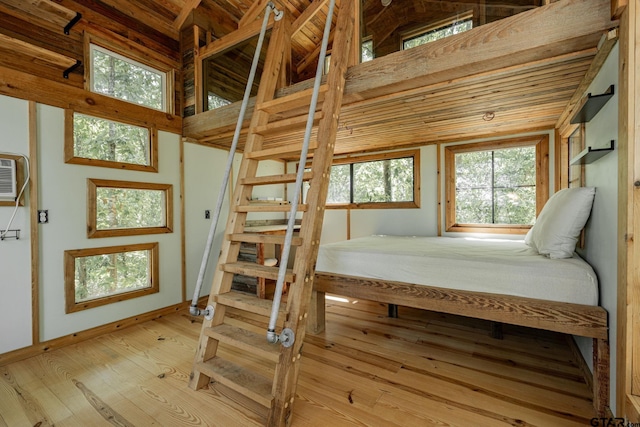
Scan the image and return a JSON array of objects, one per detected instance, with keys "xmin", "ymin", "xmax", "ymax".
[{"xmin": 0, "ymin": 296, "xmax": 596, "ymax": 426}]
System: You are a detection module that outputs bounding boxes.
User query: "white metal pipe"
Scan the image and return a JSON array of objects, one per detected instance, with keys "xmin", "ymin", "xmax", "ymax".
[
  {"xmin": 267, "ymin": 0, "xmax": 337, "ymax": 343},
  {"xmin": 190, "ymin": 2, "xmax": 281, "ymax": 316}
]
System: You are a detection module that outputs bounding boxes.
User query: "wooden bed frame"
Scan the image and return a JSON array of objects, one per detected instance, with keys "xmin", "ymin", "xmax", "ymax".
[{"xmin": 309, "ymin": 272, "xmax": 609, "ymax": 417}]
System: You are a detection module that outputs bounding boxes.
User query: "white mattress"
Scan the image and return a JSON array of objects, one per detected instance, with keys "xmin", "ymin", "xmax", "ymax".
[{"xmin": 316, "ymin": 235, "xmax": 599, "ymax": 306}]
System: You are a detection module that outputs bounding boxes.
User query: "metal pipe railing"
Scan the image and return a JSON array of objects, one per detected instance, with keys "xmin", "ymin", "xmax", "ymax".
[
  {"xmin": 266, "ymin": 0, "xmax": 337, "ymax": 345},
  {"xmin": 190, "ymin": 1, "xmax": 282, "ymax": 317}
]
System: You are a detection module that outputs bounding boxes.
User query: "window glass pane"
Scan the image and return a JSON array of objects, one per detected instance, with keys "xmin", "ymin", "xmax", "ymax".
[
  {"xmin": 96, "ymin": 188, "xmax": 165, "ymax": 230},
  {"xmin": 207, "ymin": 93, "xmax": 231, "ymax": 111},
  {"xmin": 74, "ymin": 249, "xmax": 151, "ymax": 302},
  {"xmin": 91, "ymin": 46, "xmax": 164, "ymax": 110},
  {"xmin": 403, "ymin": 19, "xmax": 472, "ymax": 50},
  {"xmin": 73, "ymin": 113, "xmax": 150, "ymax": 166},
  {"xmin": 353, "ymin": 157, "xmax": 414, "ymax": 203},
  {"xmin": 362, "ymin": 40, "xmax": 374, "ymax": 62},
  {"xmin": 326, "ymin": 164, "xmax": 350, "ymax": 204},
  {"xmin": 456, "ymin": 188, "xmax": 492, "ymax": 224},
  {"xmin": 455, "ymin": 146, "xmax": 536, "ymax": 225}
]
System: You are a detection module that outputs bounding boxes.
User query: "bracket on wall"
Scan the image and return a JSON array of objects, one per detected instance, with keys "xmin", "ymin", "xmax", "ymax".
[
  {"xmin": 0, "ymin": 229, "xmax": 20, "ymax": 241},
  {"xmin": 64, "ymin": 12, "xmax": 82, "ymax": 35},
  {"xmin": 63, "ymin": 60, "xmax": 82, "ymax": 79}
]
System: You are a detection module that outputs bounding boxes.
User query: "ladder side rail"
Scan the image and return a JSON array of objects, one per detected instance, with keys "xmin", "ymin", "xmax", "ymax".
[
  {"xmin": 266, "ymin": 0, "xmax": 337, "ymax": 345},
  {"xmin": 190, "ymin": 2, "xmax": 281, "ymax": 316}
]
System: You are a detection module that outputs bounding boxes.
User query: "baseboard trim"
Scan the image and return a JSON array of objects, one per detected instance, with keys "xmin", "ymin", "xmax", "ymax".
[{"xmin": 0, "ymin": 298, "xmax": 206, "ymax": 366}]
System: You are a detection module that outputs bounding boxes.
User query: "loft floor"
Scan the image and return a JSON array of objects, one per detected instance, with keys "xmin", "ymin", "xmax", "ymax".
[{"xmin": 0, "ymin": 297, "xmax": 596, "ymax": 426}]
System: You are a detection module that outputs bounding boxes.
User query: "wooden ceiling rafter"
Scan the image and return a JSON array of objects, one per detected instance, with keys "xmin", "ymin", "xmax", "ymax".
[{"xmin": 174, "ymin": 0, "xmax": 203, "ymax": 30}]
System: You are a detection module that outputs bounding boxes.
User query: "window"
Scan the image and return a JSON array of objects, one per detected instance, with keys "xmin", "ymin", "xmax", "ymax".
[
  {"xmin": 87, "ymin": 179, "xmax": 173, "ymax": 238},
  {"xmin": 568, "ymin": 125, "xmax": 585, "ymax": 188},
  {"xmin": 445, "ymin": 136, "xmax": 549, "ymax": 233},
  {"xmin": 90, "ymin": 44, "xmax": 167, "ymax": 111},
  {"xmin": 306, "ymin": 150, "xmax": 420, "ymax": 209},
  {"xmin": 362, "ymin": 39, "xmax": 374, "ymax": 62},
  {"xmin": 403, "ymin": 17, "xmax": 473, "ymax": 50},
  {"xmin": 207, "ymin": 93, "xmax": 231, "ymax": 111},
  {"xmin": 64, "ymin": 243, "xmax": 159, "ymax": 313},
  {"xmin": 65, "ymin": 111, "xmax": 158, "ymax": 172}
]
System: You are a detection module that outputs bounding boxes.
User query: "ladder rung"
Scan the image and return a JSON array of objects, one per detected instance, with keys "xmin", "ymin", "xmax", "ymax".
[
  {"xmin": 257, "ymin": 84, "xmax": 329, "ymax": 114},
  {"xmin": 222, "ymin": 261, "xmax": 295, "ymax": 282},
  {"xmin": 253, "ymin": 112, "xmax": 323, "ymax": 136},
  {"xmin": 196, "ymin": 357, "xmax": 273, "ymax": 407},
  {"xmin": 215, "ymin": 291, "xmax": 286, "ymax": 317},
  {"xmin": 205, "ymin": 324, "xmax": 280, "ymax": 363},
  {"xmin": 245, "ymin": 141, "xmax": 318, "ymax": 160},
  {"xmin": 228, "ymin": 233, "xmax": 303, "ymax": 246},
  {"xmin": 235, "ymin": 204, "xmax": 308, "ymax": 213},
  {"xmin": 240, "ymin": 171, "xmax": 313, "ymax": 186}
]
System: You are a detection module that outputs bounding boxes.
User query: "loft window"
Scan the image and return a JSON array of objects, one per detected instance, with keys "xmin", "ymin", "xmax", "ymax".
[
  {"xmin": 305, "ymin": 150, "xmax": 420, "ymax": 209},
  {"xmin": 445, "ymin": 136, "xmax": 549, "ymax": 234},
  {"xmin": 89, "ymin": 44, "xmax": 167, "ymax": 111},
  {"xmin": 403, "ymin": 17, "xmax": 472, "ymax": 50},
  {"xmin": 64, "ymin": 243, "xmax": 159, "ymax": 313},
  {"xmin": 87, "ymin": 179, "xmax": 173, "ymax": 238},
  {"xmin": 65, "ymin": 111, "xmax": 158, "ymax": 172},
  {"xmin": 324, "ymin": 40, "xmax": 375, "ymax": 75}
]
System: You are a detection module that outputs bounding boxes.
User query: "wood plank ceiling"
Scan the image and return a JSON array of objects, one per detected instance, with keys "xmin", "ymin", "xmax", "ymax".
[{"xmin": 0, "ymin": 0, "xmax": 617, "ymax": 157}]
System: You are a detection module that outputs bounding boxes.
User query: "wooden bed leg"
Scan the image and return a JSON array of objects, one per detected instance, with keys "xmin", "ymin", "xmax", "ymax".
[
  {"xmin": 490, "ymin": 322, "xmax": 503, "ymax": 339},
  {"xmin": 307, "ymin": 290, "xmax": 326, "ymax": 334},
  {"xmin": 388, "ymin": 303, "xmax": 398, "ymax": 318},
  {"xmin": 592, "ymin": 338, "xmax": 610, "ymax": 417}
]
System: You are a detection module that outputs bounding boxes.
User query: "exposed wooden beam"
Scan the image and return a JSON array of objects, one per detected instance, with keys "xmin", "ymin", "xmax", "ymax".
[
  {"xmin": 291, "ymin": 0, "xmax": 329, "ymax": 36},
  {"xmin": 612, "ymin": 0, "xmax": 628, "ymax": 20},
  {"xmin": 199, "ymin": 15, "xmax": 275, "ymax": 61},
  {"xmin": 0, "ymin": 65, "xmax": 182, "ymax": 133},
  {"xmin": 173, "ymin": 0, "xmax": 202, "ymax": 31},
  {"xmin": 238, "ymin": 0, "xmax": 270, "ymax": 28},
  {"xmin": 0, "ymin": 33, "xmax": 77, "ymax": 68}
]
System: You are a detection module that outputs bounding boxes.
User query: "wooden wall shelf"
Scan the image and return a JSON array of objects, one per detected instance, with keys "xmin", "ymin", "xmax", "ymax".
[
  {"xmin": 570, "ymin": 84, "xmax": 615, "ymax": 124},
  {"xmin": 570, "ymin": 140, "xmax": 615, "ymax": 165}
]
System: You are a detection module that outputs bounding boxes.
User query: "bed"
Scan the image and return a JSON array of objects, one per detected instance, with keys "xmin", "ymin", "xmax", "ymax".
[{"xmin": 309, "ymin": 187, "xmax": 609, "ymax": 416}]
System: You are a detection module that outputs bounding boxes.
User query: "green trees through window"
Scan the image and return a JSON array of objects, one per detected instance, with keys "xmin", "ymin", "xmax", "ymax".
[
  {"xmin": 90, "ymin": 45, "xmax": 166, "ymax": 111},
  {"xmin": 455, "ymin": 147, "xmax": 536, "ymax": 225},
  {"xmin": 309, "ymin": 150, "xmax": 419, "ymax": 209},
  {"xmin": 403, "ymin": 19, "xmax": 473, "ymax": 50}
]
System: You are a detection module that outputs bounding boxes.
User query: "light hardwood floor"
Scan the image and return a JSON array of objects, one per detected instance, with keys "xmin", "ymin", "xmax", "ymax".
[{"xmin": 0, "ymin": 296, "xmax": 597, "ymax": 426}]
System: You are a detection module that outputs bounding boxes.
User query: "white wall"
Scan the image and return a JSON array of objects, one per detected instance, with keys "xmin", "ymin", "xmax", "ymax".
[
  {"xmin": 184, "ymin": 143, "xmax": 285, "ymax": 301},
  {"xmin": 575, "ymin": 43, "xmax": 619, "ymax": 412},
  {"xmin": 37, "ymin": 104, "xmax": 183, "ymax": 341},
  {"xmin": 0, "ymin": 95, "xmax": 32, "ymax": 353},
  {"xmin": 315, "ymin": 145, "xmax": 438, "ymax": 244}
]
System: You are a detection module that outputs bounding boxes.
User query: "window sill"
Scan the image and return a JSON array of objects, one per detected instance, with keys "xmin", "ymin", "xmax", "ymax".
[
  {"xmin": 325, "ymin": 201, "xmax": 420, "ymax": 210},
  {"xmin": 446, "ymin": 224, "xmax": 531, "ymax": 235}
]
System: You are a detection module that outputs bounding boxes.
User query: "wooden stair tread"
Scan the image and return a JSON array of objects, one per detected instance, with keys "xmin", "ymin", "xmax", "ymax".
[
  {"xmin": 196, "ymin": 357, "xmax": 273, "ymax": 407},
  {"xmin": 214, "ymin": 291, "xmax": 286, "ymax": 317},
  {"xmin": 253, "ymin": 112, "xmax": 323, "ymax": 136},
  {"xmin": 205, "ymin": 324, "xmax": 280, "ymax": 362},
  {"xmin": 257, "ymin": 84, "xmax": 328, "ymax": 114},
  {"xmin": 228, "ymin": 233, "xmax": 303, "ymax": 246},
  {"xmin": 240, "ymin": 171, "xmax": 313, "ymax": 186},
  {"xmin": 235, "ymin": 203, "xmax": 307, "ymax": 213},
  {"xmin": 245, "ymin": 141, "xmax": 319, "ymax": 160},
  {"xmin": 222, "ymin": 261, "xmax": 295, "ymax": 282}
]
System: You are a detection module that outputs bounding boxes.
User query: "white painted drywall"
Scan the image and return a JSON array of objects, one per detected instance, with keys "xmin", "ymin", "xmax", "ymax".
[
  {"xmin": 0, "ymin": 95, "xmax": 32, "ymax": 353},
  {"xmin": 576, "ymin": 42, "xmax": 619, "ymax": 412},
  {"xmin": 37, "ymin": 104, "xmax": 182, "ymax": 341}
]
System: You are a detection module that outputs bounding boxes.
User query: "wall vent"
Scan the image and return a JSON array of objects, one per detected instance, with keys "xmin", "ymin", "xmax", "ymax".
[{"xmin": 0, "ymin": 158, "xmax": 17, "ymax": 199}]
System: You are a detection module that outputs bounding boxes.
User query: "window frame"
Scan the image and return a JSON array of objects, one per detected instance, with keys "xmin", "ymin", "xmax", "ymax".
[
  {"xmin": 87, "ymin": 178, "xmax": 173, "ymax": 238},
  {"xmin": 311, "ymin": 149, "xmax": 421, "ymax": 210},
  {"xmin": 87, "ymin": 41, "xmax": 170, "ymax": 113},
  {"xmin": 64, "ymin": 242, "xmax": 159, "ymax": 313},
  {"xmin": 64, "ymin": 109, "xmax": 159, "ymax": 172},
  {"xmin": 444, "ymin": 135, "xmax": 549, "ymax": 234},
  {"xmin": 401, "ymin": 13, "xmax": 473, "ymax": 51}
]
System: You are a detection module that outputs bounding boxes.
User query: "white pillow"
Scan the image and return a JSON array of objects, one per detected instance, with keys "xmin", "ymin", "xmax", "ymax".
[{"xmin": 526, "ymin": 187, "xmax": 596, "ymax": 259}]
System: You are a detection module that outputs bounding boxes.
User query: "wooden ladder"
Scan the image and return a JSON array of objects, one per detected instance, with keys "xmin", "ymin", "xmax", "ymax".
[{"xmin": 189, "ymin": 2, "xmax": 355, "ymax": 426}]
